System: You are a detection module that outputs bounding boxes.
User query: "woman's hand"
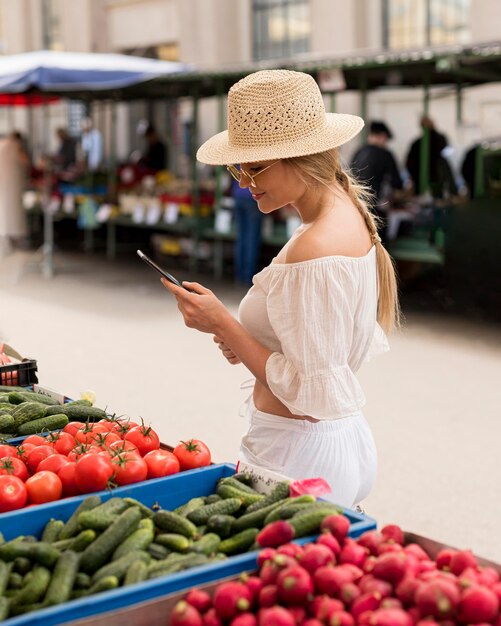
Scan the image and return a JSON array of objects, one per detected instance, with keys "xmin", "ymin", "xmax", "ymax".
[
  {"xmin": 213, "ymin": 335, "xmax": 241, "ymax": 365},
  {"xmin": 161, "ymin": 278, "xmax": 232, "ymax": 335}
]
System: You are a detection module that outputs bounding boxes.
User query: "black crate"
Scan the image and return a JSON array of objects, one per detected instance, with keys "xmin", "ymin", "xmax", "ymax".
[{"xmin": 0, "ymin": 359, "xmax": 38, "ymax": 386}]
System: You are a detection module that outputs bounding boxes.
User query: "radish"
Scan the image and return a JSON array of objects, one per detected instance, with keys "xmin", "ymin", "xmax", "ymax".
[
  {"xmin": 435, "ymin": 549, "xmax": 455, "ymax": 571},
  {"xmin": 378, "ymin": 543, "xmax": 404, "ymax": 555},
  {"xmin": 240, "ymin": 574, "xmax": 263, "ymax": 602},
  {"xmin": 288, "ymin": 606, "xmax": 306, "ymax": 625},
  {"xmin": 414, "ymin": 579, "xmax": 460, "ymax": 619},
  {"xmin": 359, "ymin": 575, "xmax": 393, "ymax": 599},
  {"xmin": 309, "ymin": 596, "xmax": 344, "ymax": 621},
  {"xmin": 260, "ymin": 554, "xmax": 297, "ymax": 585},
  {"xmin": 213, "ymin": 582, "xmax": 252, "ymax": 621},
  {"xmin": 203, "ymin": 608, "xmax": 223, "ymax": 626},
  {"xmin": 231, "ymin": 614, "xmax": 258, "ymax": 626},
  {"xmin": 303, "ymin": 620, "xmax": 324, "ymax": 626},
  {"xmin": 364, "ymin": 607, "xmax": 413, "ymax": 626},
  {"xmin": 277, "ymin": 543, "xmax": 304, "ymax": 559},
  {"xmin": 380, "ymin": 598, "xmax": 403, "ymax": 610},
  {"xmin": 478, "ymin": 567, "xmax": 500, "ymax": 588},
  {"xmin": 449, "ymin": 549, "xmax": 478, "ymax": 576},
  {"xmin": 372, "ymin": 552, "xmax": 407, "ymax": 584},
  {"xmin": 404, "ymin": 543, "xmax": 430, "ymax": 562},
  {"xmin": 258, "ymin": 584, "xmax": 278, "ymax": 608},
  {"xmin": 458, "ymin": 584, "xmax": 500, "ymax": 624},
  {"xmin": 338, "ymin": 582, "xmax": 361, "ymax": 605},
  {"xmin": 299, "ymin": 544, "xmax": 336, "ymax": 574},
  {"xmin": 276, "ymin": 565, "xmax": 314, "ymax": 605},
  {"xmin": 350, "ymin": 591, "xmax": 383, "ymax": 620},
  {"xmin": 258, "ymin": 606, "xmax": 296, "ymax": 626},
  {"xmin": 258, "ymin": 548, "xmax": 277, "ymax": 568},
  {"xmin": 395, "ymin": 576, "xmax": 421, "ymax": 605},
  {"xmin": 313, "ymin": 565, "xmax": 354, "ymax": 596},
  {"xmin": 320, "ymin": 515, "xmax": 350, "ymax": 542},
  {"xmin": 339, "ymin": 539, "xmax": 368, "ymax": 568},
  {"xmin": 257, "ymin": 521, "xmax": 295, "ymax": 548},
  {"xmin": 329, "ymin": 610, "xmax": 356, "ymax": 626},
  {"xmin": 317, "ymin": 533, "xmax": 342, "ymax": 557},
  {"xmin": 358, "ymin": 531, "xmax": 385, "ymax": 556},
  {"xmin": 458, "ymin": 566, "xmax": 480, "ymax": 588},
  {"xmin": 171, "ymin": 601, "xmax": 204, "ymax": 626},
  {"xmin": 380, "ymin": 525, "xmax": 404, "ymax": 545},
  {"xmin": 338, "ymin": 563, "xmax": 364, "ymax": 582},
  {"xmin": 415, "ymin": 621, "xmax": 440, "ymax": 626},
  {"xmin": 491, "ymin": 581, "xmax": 501, "ymax": 603},
  {"xmin": 186, "ymin": 589, "xmax": 213, "ymax": 614}
]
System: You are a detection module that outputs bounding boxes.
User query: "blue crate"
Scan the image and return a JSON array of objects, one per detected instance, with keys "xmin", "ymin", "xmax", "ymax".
[{"xmin": 0, "ymin": 463, "xmax": 376, "ymax": 626}]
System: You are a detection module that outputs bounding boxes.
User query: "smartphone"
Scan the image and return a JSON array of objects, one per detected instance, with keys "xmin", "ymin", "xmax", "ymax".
[{"xmin": 137, "ymin": 249, "xmax": 186, "ymax": 289}]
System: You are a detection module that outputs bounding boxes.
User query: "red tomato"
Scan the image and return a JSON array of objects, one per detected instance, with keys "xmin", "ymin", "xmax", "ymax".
[
  {"xmin": 58, "ymin": 462, "xmax": 80, "ymax": 497},
  {"xmin": 125, "ymin": 424, "xmax": 160, "ymax": 456},
  {"xmin": 0, "ymin": 457, "xmax": 29, "ymax": 481},
  {"xmin": 115, "ymin": 419, "xmax": 140, "ymax": 437},
  {"xmin": 22, "ymin": 435, "xmax": 48, "ymax": 446},
  {"xmin": 25, "ymin": 471, "xmax": 63, "ymax": 504},
  {"xmin": 112, "ymin": 452, "xmax": 148, "ymax": 486},
  {"xmin": 52, "ymin": 432, "xmax": 76, "ymax": 456},
  {"xmin": 173, "ymin": 439, "xmax": 211, "ymax": 471},
  {"xmin": 37, "ymin": 454, "xmax": 70, "ymax": 474},
  {"xmin": 75, "ymin": 424, "xmax": 104, "ymax": 445},
  {"xmin": 143, "ymin": 449, "xmax": 180, "ymax": 479},
  {"xmin": 89, "ymin": 431, "xmax": 122, "ymax": 448},
  {"xmin": 75, "ymin": 454, "xmax": 114, "ymax": 493},
  {"xmin": 26, "ymin": 445, "xmax": 55, "ymax": 473},
  {"xmin": 0, "ymin": 475, "xmax": 28, "ymax": 512},
  {"xmin": 0, "ymin": 444, "xmax": 17, "ymax": 459},
  {"xmin": 63, "ymin": 421, "xmax": 85, "ymax": 438},
  {"xmin": 96, "ymin": 418, "xmax": 120, "ymax": 433},
  {"xmin": 109, "ymin": 439, "xmax": 139, "ymax": 456},
  {"xmin": 16, "ymin": 443, "xmax": 35, "ymax": 463}
]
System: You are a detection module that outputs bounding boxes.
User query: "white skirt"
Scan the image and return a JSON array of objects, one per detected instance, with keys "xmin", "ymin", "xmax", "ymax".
[{"xmin": 238, "ymin": 399, "xmax": 377, "ymax": 509}]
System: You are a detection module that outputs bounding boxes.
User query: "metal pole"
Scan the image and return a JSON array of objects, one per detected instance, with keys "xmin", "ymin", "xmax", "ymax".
[
  {"xmin": 41, "ymin": 96, "xmax": 54, "ymax": 278},
  {"xmin": 189, "ymin": 92, "xmax": 200, "ymax": 273},
  {"xmin": 419, "ymin": 77, "xmax": 431, "ymax": 195}
]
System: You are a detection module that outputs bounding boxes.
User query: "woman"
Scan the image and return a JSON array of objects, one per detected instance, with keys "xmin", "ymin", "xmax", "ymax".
[{"xmin": 162, "ymin": 70, "xmax": 399, "ymax": 509}]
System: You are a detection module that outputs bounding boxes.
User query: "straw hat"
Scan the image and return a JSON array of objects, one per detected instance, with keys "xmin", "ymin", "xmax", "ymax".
[{"xmin": 196, "ymin": 69, "xmax": 364, "ymax": 165}]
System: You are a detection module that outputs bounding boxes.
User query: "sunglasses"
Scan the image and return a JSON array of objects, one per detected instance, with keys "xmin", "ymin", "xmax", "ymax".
[{"xmin": 226, "ymin": 161, "xmax": 279, "ymax": 188}]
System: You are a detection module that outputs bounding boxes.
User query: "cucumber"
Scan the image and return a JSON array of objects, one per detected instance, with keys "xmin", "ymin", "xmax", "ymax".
[
  {"xmin": 189, "ymin": 533, "xmax": 221, "ymax": 556},
  {"xmin": 10, "ymin": 565, "xmax": 51, "ymax": 607},
  {"xmin": 216, "ymin": 483, "xmax": 264, "ymax": 507},
  {"xmin": 13, "ymin": 557, "xmax": 31, "ymax": 575},
  {"xmin": 263, "ymin": 495, "xmax": 317, "ymax": 524},
  {"xmin": 123, "ymin": 497, "xmax": 154, "ymax": 518},
  {"xmin": 0, "ymin": 561, "xmax": 12, "ymax": 595},
  {"xmin": 173, "ymin": 496, "xmax": 206, "ymax": 517},
  {"xmin": 231, "ymin": 499, "xmax": 290, "ymax": 533},
  {"xmin": 85, "ymin": 575, "xmax": 119, "ymax": 596},
  {"xmin": 59, "ymin": 495, "xmax": 102, "ymax": 540},
  {"xmin": 147, "ymin": 543, "xmax": 170, "ymax": 560},
  {"xmin": 44, "ymin": 550, "xmax": 79, "ymax": 606},
  {"xmin": 0, "ymin": 414, "xmax": 15, "ymax": 433},
  {"xmin": 17, "ymin": 414, "xmax": 69, "ymax": 435},
  {"xmin": 41, "ymin": 519, "xmax": 64, "ymax": 544},
  {"xmin": 0, "ymin": 402, "xmax": 14, "ymax": 412},
  {"xmin": 246, "ymin": 481, "xmax": 291, "ymax": 513},
  {"xmin": 78, "ymin": 497, "xmax": 129, "ymax": 531},
  {"xmin": 288, "ymin": 507, "xmax": 342, "ymax": 538},
  {"xmin": 0, "ymin": 541, "xmax": 60, "ymax": 567},
  {"xmin": 0, "ymin": 385, "xmax": 26, "ymax": 392},
  {"xmin": 79, "ymin": 507, "xmax": 142, "ymax": 574},
  {"xmin": 154, "ymin": 533, "xmax": 191, "ymax": 552},
  {"xmin": 186, "ymin": 497, "xmax": 242, "ymax": 525},
  {"xmin": 204, "ymin": 494, "xmax": 222, "ymax": 505},
  {"xmin": 74, "ymin": 572, "xmax": 91, "ymax": 590},
  {"xmin": 153, "ymin": 510, "xmax": 199, "ymax": 539},
  {"xmin": 45, "ymin": 404, "xmax": 107, "ymax": 421},
  {"xmin": 0, "ymin": 596, "xmax": 9, "ymax": 621},
  {"xmin": 146, "ymin": 553, "xmax": 210, "ymax": 579},
  {"xmin": 124, "ymin": 560, "xmax": 148, "ymax": 586},
  {"xmin": 218, "ymin": 476, "xmax": 262, "ymax": 495},
  {"xmin": 111, "ymin": 524, "xmax": 154, "ymax": 560},
  {"xmin": 218, "ymin": 528, "xmax": 260, "ymax": 556},
  {"xmin": 232, "ymin": 472, "xmax": 254, "ymax": 486},
  {"xmin": 65, "ymin": 399, "xmax": 92, "ymax": 407},
  {"xmin": 8, "ymin": 572, "xmax": 24, "ymax": 590},
  {"xmin": 206, "ymin": 514, "xmax": 236, "ymax": 539},
  {"xmin": 91, "ymin": 550, "xmax": 151, "ymax": 583},
  {"xmin": 9, "ymin": 391, "xmax": 60, "ymax": 406},
  {"xmin": 68, "ymin": 529, "xmax": 97, "ymax": 552},
  {"xmin": 11, "ymin": 402, "xmax": 47, "ymax": 429}
]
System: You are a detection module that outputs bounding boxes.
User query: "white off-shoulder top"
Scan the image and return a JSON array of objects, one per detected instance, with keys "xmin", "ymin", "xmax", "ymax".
[{"xmin": 238, "ymin": 246, "xmax": 389, "ymax": 420}]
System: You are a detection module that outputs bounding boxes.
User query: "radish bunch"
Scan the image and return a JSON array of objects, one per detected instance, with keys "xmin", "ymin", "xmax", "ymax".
[{"xmin": 169, "ymin": 515, "xmax": 501, "ymax": 626}]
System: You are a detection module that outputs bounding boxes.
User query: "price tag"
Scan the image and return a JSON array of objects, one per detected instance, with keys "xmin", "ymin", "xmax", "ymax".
[
  {"xmin": 236, "ymin": 461, "xmax": 291, "ymax": 495},
  {"xmin": 164, "ymin": 202, "xmax": 179, "ymax": 224},
  {"xmin": 32, "ymin": 384, "xmax": 68, "ymax": 405}
]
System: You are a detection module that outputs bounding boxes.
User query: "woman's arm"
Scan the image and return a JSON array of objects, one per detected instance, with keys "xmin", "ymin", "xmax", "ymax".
[{"xmin": 161, "ymin": 278, "xmax": 272, "ymax": 388}]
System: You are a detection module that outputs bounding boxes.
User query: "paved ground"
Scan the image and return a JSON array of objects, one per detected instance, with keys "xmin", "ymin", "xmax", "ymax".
[{"xmin": 1, "ymin": 248, "xmax": 500, "ymax": 562}]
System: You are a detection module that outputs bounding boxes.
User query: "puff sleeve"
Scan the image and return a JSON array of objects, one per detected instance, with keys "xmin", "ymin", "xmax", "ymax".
[{"xmin": 262, "ymin": 258, "xmax": 377, "ymax": 419}]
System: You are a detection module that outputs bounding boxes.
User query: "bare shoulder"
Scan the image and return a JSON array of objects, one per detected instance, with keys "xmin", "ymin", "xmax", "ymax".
[{"xmin": 285, "ymin": 211, "xmax": 372, "ymax": 264}]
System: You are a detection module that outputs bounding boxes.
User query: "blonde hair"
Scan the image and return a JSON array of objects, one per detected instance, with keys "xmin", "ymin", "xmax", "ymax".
[{"xmin": 285, "ymin": 149, "xmax": 401, "ymax": 333}]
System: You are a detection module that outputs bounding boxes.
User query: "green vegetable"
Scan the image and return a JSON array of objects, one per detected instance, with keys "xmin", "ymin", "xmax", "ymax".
[
  {"xmin": 8, "ymin": 391, "xmax": 60, "ymax": 406},
  {"xmin": 263, "ymin": 495, "xmax": 317, "ymax": 524},
  {"xmin": 154, "ymin": 533, "xmax": 191, "ymax": 552},
  {"xmin": 123, "ymin": 560, "xmax": 148, "ymax": 586},
  {"xmin": 91, "ymin": 550, "xmax": 151, "ymax": 583},
  {"xmin": 17, "ymin": 414, "xmax": 69, "ymax": 435},
  {"xmin": 0, "ymin": 596, "xmax": 9, "ymax": 620},
  {"xmin": 288, "ymin": 506, "xmax": 343, "ymax": 537},
  {"xmin": 41, "ymin": 519, "xmax": 64, "ymax": 544},
  {"xmin": 10, "ymin": 565, "xmax": 50, "ymax": 607},
  {"xmin": 78, "ymin": 497, "xmax": 129, "ymax": 531},
  {"xmin": 216, "ymin": 483, "xmax": 264, "ymax": 506},
  {"xmin": 146, "ymin": 553, "xmax": 211, "ymax": 579},
  {"xmin": 11, "ymin": 402, "xmax": 47, "ymax": 429},
  {"xmin": 45, "ymin": 404, "xmax": 107, "ymax": 421},
  {"xmin": 0, "ymin": 561, "xmax": 12, "ymax": 595},
  {"xmin": 206, "ymin": 514, "xmax": 236, "ymax": 539},
  {"xmin": 245, "ymin": 481, "xmax": 291, "ymax": 513},
  {"xmin": 0, "ymin": 541, "xmax": 60, "ymax": 567},
  {"xmin": 44, "ymin": 550, "xmax": 79, "ymax": 606},
  {"xmin": 232, "ymin": 499, "xmax": 290, "ymax": 532},
  {"xmin": 189, "ymin": 533, "xmax": 221, "ymax": 556},
  {"xmin": 111, "ymin": 523, "xmax": 154, "ymax": 561},
  {"xmin": 123, "ymin": 497, "xmax": 154, "ymax": 518},
  {"xmin": 174, "ymin": 496, "xmax": 206, "ymax": 517},
  {"xmin": 84, "ymin": 575, "xmax": 119, "ymax": 596},
  {"xmin": 153, "ymin": 510, "xmax": 199, "ymax": 539},
  {"xmin": 218, "ymin": 528, "xmax": 259, "ymax": 555},
  {"xmin": 218, "ymin": 476, "xmax": 262, "ymax": 495},
  {"xmin": 59, "ymin": 495, "xmax": 102, "ymax": 540},
  {"xmin": 186, "ymin": 497, "xmax": 242, "ymax": 525},
  {"xmin": 0, "ymin": 414, "xmax": 15, "ymax": 433},
  {"xmin": 74, "ymin": 572, "xmax": 91, "ymax": 590}
]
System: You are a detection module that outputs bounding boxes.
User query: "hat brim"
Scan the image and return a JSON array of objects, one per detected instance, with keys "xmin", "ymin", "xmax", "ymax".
[{"xmin": 196, "ymin": 113, "xmax": 364, "ymax": 165}]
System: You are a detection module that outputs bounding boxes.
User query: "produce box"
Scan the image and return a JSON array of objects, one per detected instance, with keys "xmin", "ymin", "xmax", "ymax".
[
  {"xmin": 65, "ymin": 533, "xmax": 501, "ymax": 626},
  {"xmin": 0, "ymin": 345, "xmax": 38, "ymax": 387},
  {"xmin": 0, "ymin": 464, "xmax": 376, "ymax": 626}
]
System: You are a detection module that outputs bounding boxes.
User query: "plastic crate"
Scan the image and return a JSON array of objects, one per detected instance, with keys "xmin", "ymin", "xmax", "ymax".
[
  {"xmin": 0, "ymin": 464, "xmax": 376, "ymax": 626},
  {"xmin": 0, "ymin": 360, "xmax": 38, "ymax": 387}
]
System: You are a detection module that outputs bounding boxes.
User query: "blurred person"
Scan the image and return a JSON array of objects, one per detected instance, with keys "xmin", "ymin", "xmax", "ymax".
[
  {"xmin": 405, "ymin": 116, "xmax": 457, "ymax": 199},
  {"xmin": 80, "ymin": 117, "xmax": 103, "ymax": 172},
  {"xmin": 231, "ymin": 176, "xmax": 263, "ymax": 286},
  {"xmin": 137, "ymin": 121, "xmax": 167, "ymax": 172},
  {"xmin": 161, "ymin": 70, "xmax": 400, "ymax": 509},
  {"xmin": 54, "ymin": 127, "xmax": 77, "ymax": 171},
  {"xmin": 350, "ymin": 120, "xmax": 403, "ymax": 242},
  {"xmin": 0, "ymin": 131, "xmax": 31, "ymax": 255}
]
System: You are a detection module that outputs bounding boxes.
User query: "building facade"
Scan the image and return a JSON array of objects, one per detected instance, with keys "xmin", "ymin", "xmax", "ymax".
[{"xmin": 0, "ymin": 0, "xmax": 500, "ymax": 177}]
